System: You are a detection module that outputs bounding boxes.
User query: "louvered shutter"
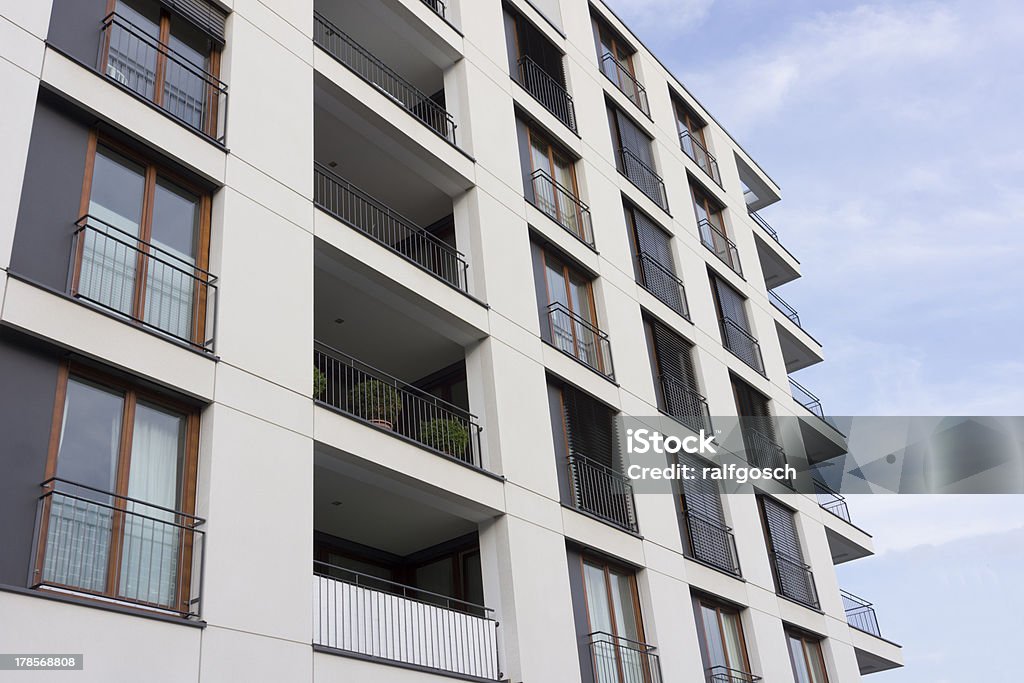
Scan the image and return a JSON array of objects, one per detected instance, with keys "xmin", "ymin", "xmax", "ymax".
[
  {"xmin": 562, "ymin": 385, "xmax": 617, "ymax": 468},
  {"xmin": 712, "ymin": 276, "xmax": 748, "ymax": 330},
  {"xmin": 761, "ymin": 496, "xmax": 816, "ymax": 605},
  {"xmin": 159, "ymin": 0, "xmax": 228, "ymax": 43},
  {"xmin": 614, "ymin": 109, "xmax": 652, "ymax": 165}
]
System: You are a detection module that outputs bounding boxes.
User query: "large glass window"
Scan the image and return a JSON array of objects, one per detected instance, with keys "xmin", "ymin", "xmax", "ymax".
[
  {"xmin": 529, "ymin": 127, "xmax": 584, "ymax": 236},
  {"xmin": 583, "ymin": 558, "xmax": 648, "ymax": 683},
  {"xmin": 543, "ymin": 250, "xmax": 602, "ymax": 370},
  {"xmin": 787, "ymin": 631, "xmax": 829, "ymax": 683},
  {"xmin": 699, "ymin": 601, "xmax": 751, "ymax": 677}
]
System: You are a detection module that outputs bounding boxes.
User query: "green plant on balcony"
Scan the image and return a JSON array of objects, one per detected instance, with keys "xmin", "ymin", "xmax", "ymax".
[
  {"xmin": 420, "ymin": 418, "xmax": 470, "ymax": 459},
  {"xmin": 348, "ymin": 379, "xmax": 402, "ymax": 429},
  {"xmin": 313, "ymin": 367, "xmax": 327, "ymax": 400}
]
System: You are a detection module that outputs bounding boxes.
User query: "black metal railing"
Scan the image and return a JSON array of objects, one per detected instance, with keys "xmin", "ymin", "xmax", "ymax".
[
  {"xmin": 679, "ymin": 130, "xmax": 721, "ymax": 187},
  {"xmin": 772, "ymin": 551, "xmax": 819, "ymax": 609},
  {"xmin": 569, "ymin": 454, "xmax": 637, "ymax": 532},
  {"xmin": 314, "ymin": 12, "xmax": 457, "ymax": 144},
  {"xmin": 686, "ymin": 511, "xmax": 740, "ymax": 576},
  {"xmin": 789, "ymin": 378, "xmax": 844, "ymax": 434},
  {"xmin": 33, "ymin": 478, "xmax": 205, "ymax": 618},
  {"xmin": 698, "ymin": 219, "xmax": 741, "ymax": 276},
  {"xmin": 813, "ymin": 479, "xmax": 851, "ymax": 523},
  {"xmin": 841, "ymin": 590, "xmax": 882, "ymax": 637},
  {"xmin": 99, "ymin": 12, "xmax": 227, "ymax": 141},
  {"xmin": 419, "ymin": 0, "xmax": 448, "ymax": 21},
  {"xmin": 516, "ymin": 55, "xmax": 577, "ymax": 132},
  {"xmin": 530, "ymin": 169, "xmax": 594, "ymax": 247},
  {"xmin": 313, "ymin": 561, "xmax": 500, "ymax": 679},
  {"xmin": 547, "ymin": 302, "xmax": 615, "ymax": 379},
  {"xmin": 618, "ymin": 147, "xmax": 669, "ymax": 211},
  {"xmin": 659, "ymin": 375, "xmax": 711, "ymax": 435},
  {"xmin": 638, "ymin": 254, "xmax": 689, "ymax": 319},
  {"xmin": 769, "ymin": 290, "xmax": 801, "ymax": 326},
  {"xmin": 707, "ymin": 665, "xmax": 762, "ymax": 683},
  {"xmin": 314, "ymin": 342, "xmax": 485, "ymax": 469},
  {"xmin": 600, "ymin": 53, "xmax": 649, "ymax": 117},
  {"xmin": 720, "ymin": 318, "xmax": 763, "ymax": 375},
  {"xmin": 741, "ymin": 426, "xmax": 787, "ymax": 473},
  {"xmin": 748, "ymin": 211, "xmax": 779, "ymax": 242},
  {"xmin": 588, "ymin": 631, "xmax": 662, "ymax": 683},
  {"xmin": 314, "ymin": 163, "xmax": 469, "ymax": 292},
  {"xmin": 70, "ymin": 216, "xmax": 218, "ymax": 352}
]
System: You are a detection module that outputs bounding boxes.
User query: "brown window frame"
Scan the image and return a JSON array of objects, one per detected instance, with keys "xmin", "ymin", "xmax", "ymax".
[
  {"xmin": 594, "ymin": 16, "xmax": 635, "ymax": 76},
  {"xmin": 691, "ymin": 183, "xmax": 726, "ymax": 232},
  {"xmin": 528, "ymin": 125, "xmax": 584, "ymax": 227},
  {"xmin": 786, "ymin": 629, "xmax": 831, "ymax": 683},
  {"xmin": 696, "ymin": 597, "xmax": 752, "ymax": 674},
  {"xmin": 675, "ymin": 100, "xmax": 709, "ymax": 148},
  {"xmin": 540, "ymin": 248, "xmax": 607, "ymax": 372}
]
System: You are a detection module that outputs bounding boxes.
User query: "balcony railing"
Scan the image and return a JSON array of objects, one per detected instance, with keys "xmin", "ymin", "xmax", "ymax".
[
  {"xmin": 547, "ymin": 302, "xmax": 615, "ymax": 379},
  {"xmin": 742, "ymin": 426, "xmax": 787, "ymax": 473},
  {"xmin": 698, "ymin": 219, "xmax": 742, "ymax": 276},
  {"xmin": 314, "ymin": 163, "xmax": 469, "ymax": 292},
  {"xmin": 769, "ymin": 291, "xmax": 801, "ymax": 326},
  {"xmin": 313, "ymin": 561, "xmax": 499, "ymax": 679},
  {"xmin": 569, "ymin": 454, "xmax": 638, "ymax": 532},
  {"xmin": 618, "ymin": 147, "xmax": 669, "ymax": 211},
  {"xmin": 530, "ymin": 169, "xmax": 594, "ymax": 247},
  {"xmin": 314, "ymin": 12, "xmax": 457, "ymax": 144},
  {"xmin": 600, "ymin": 53, "xmax": 649, "ymax": 117},
  {"xmin": 772, "ymin": 551, "xmax": 819, "ymax": 609},
  {"xmin": 659, "ymin": 375, "xmax": 711, "ymax": 435},
  {"xmin": 638, "ymin": 253, "xmax": 689, "ymax": 319},
  {"xmin": 707, "ymin": 665, "xmax": 762, "ymax": 683},
  {"xmin": 70, "ymin": 216, "xmax": 218, "ymax": 352},
  {"xmin": 679, "ymin": 130, "xmax": 721, "ymax": 187},
  {"xmin": 748, "ymin": 211, "xmax": 779, "ymax": 242},
  {"xmin": 314, "ymin": 342, "xmax": 485, "ymax": 470},
  {"xmin": 789, "ymin": 377, "xmax": 844, "ymax": 435},
  {"xmin": 588, "ymin": 631, "xmax": 662, "ymax": 683},
  {"xmin": 720, "ymin": 317, "xmax": 764, "ymax": 375},
  {"xmin": 685, "ymin": 511, "xmax": 740, "ymax": 576},
  {"xmin": 419, "ymin": 0, "xmax": 448, "ymax": 21},
  {"xmin": 516, "ymin": 55, "xmax": 577, "ymax": 132},
  {"xmin": 813, "ymin": 479, "xmax": 851, "ymax": 523},
  {"xmin": 100, "ymin": 12, "xmax": 228, "ymax": 142},
  {"xmin": 841, "ymin": 590, "xmax": 882, "ymax": 637},
  {"xmin": 33, "ymin": 478, "xmax": 205, "ymax": 618}
]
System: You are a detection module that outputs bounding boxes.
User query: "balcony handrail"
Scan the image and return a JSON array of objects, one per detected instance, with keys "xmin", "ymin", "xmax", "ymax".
[
  {"xmin": 812, "ymin": 478, "xmax": 852, "ymax": 522},
  {"xmin": 841, "ymin": 589, "xmax": 882, "ymax": 637},
  {"xmin": 720, "ymin": 317, "xmax": 764, "ymax": 374},
  {"xmin": 530, "ymin": 168, "xmax": 595, "ymax": 247},
  {"xmin": 685, "ymin": 509, "xmax": 741, "ymax": 575},
  {"xmin": 658, "ymin": 373, "xmax": 711, "ymax": 433},
  {"xmin": 772, "ymin": 549, "xmax": 819, "ymax": 608},
  {"xmin": 698, "ymin": 219, "xmax": 742, "ymax": 275},
  {"xmin": 747, "ymin": 210, "xmax": 779, "ymax": 241},
  {"xmin": 769, "ymin": 290, "xmax": 801, "ymax": 326},
  {"xmin": 419, "ymin": 0, "xmax": 448, "ymax": 20},
  {"xmin": 638, "ymin": 253, "xmax": 690, "ymax": 319},
  {"xmin": 788, "ymin": 377, "xmax": 823, "ymax": 417},
  {"xmin": 587, "ymin": 630, "xmax": 658, "ymax": 653},
  {"xmin": 100, "ymin": 12, "xmax": 228, "ymax": 141},
  {"xmin": 568, "ymin": 452, "xmax": 638, "ymax": 532},
  {"xmin": 39, "ymin": 477, "xmax": 206, "ymax": 529},
  {"xmin": 741, "ymin": 425, "xmax": 788, "ymax": 472},
  {"xmin": 599, "ymin": 53, "xmax": 649, "ymax": 116},
  {"xmin": 546, "ymin": 301, "xmax": 615, "ymax": 378},
  {"xmin": 618, "ymin": 147, "xmax": 669, "ymax": 210},
  {"xmin": 679, "ymin": 130, "xmax": 721, "ymax": 186},
  {"xmin": 516, "ymin": 54, "xmax": 577, "ymax": 131},
  {"xmin": 313, "ymin": 12, "xmax": 457, "ymax": 144},
  {"xmin": 707, "ymin": 665, "xmax": 762, "ymax": 682},
  {"xmin": 75, "ymin": 215, "xmax": 216, "ymax": 280}
]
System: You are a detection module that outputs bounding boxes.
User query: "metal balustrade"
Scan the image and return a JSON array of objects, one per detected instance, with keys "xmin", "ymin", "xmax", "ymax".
[
  {"xmin": 600, "ymin": 53, "xmax": 649, "ymax": 117},
  {"xmin": 568, "ymin": 455, "xmax": 638, "ymax": 532},
  {"xmin": 618, "ymin": 147, "xmax": 669, "ymax": 211},
  {"xmin": 33, "ymin": 478, "xmax": 205, "ymax": 617},
  {"xmin": 769, "ymin": 290, "xmax": 801, "ymax": 326},
  {"xmin": 70, "ymin": 216, "xmax": 218, "ymax": 352},
  {"xmin": 841, "ymin": 590, "xmax": 882, "ymax": 637},
  {"xmin": 659, "ymin": 375, "xmax": 711, "ymax": 435},
  {"xmin": 685, "ymin": 510, "xmax": 741, "ymax": 576},
  {"xmin": 530, "ymin": 169, "xmax": 594, "ymax": 247},
  {"xmin": 547, "ymin": 302, "xmax": 615, "ymax": 379},
  {"xmin": 99, "ymin": 12, "xmax": 227, "ymax": 141},
  {"xmin": 748, "ymin": 210, "xmax": 779, "ymax": 242},
  {"xmin": 698, "ymin": 219, "xmax": 742, "ymax": 276},
  {"xmin": 587, "ymin": 631, "xmax": 662, "ymax": 683},
  {"xmin": 314, "ymin": 163, "xmax": 469, "ymax": 292},
  {"xmin": 638, "ymin": 253, "xmax": 689, "ymax": 319},
  {"xmin": 679, "ymin": 130, "xmax": 721, "ymax": 187},
  {"xmin": 516, "ymin": 55, "xmax": 577, "ymax": 132},
  {"xmin": 719, "ymin": 317, "xmax": 764, "ymax": 375},
  {"xmin": 707, "ymin": 665, "xmax": 762, "ymax": 683},
  {"xmin": 813, "ymin": 479, "xmax": 851, "ymax": 523},
  {"xmin": 419, "ymin": 0, "xmax": 447, "ymax": 21},
  {"xmin": 313, "ymin": 562, "xmax": 500, "ymax": 679},
  {"xmin": 789, "ymin": 377, "xmax": 845, "ymax": 434},
  {"xmin": 314, "ymin": 12, "xmax": 457, "ymax": 144},
  {"xmin": 314, "ymin": 342, "xmax": 485, "ymax": 469},
  {"xmin": 772, "ymin": 551, "xmax": 819, "ymax": 609},
  {"xmin": 741, "ymin": 427, "xmax": 787, "ymax": 472}
]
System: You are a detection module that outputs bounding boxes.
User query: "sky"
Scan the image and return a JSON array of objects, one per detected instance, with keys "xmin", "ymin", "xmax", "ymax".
[{"xmin": 603, "ymin": 0, "xmax": 1024, "ymax": 680}]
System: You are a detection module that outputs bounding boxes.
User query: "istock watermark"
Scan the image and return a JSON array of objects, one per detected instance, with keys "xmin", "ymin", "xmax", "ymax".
[
  {"xmin": 626, "ymin": 461, "xmax": 797, "ymax": 486},
  {"xmin": 626, "ymin": 427, "xmax": 717, "ymax": 455}
]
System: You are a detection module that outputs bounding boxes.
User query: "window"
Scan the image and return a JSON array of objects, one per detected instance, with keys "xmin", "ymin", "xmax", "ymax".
[
  {"xmin": 759, "ymin": 496, "xmax": 818, "ymax": 608},
  {"xmin": 593, "ymin": 15, "xmax": 647, "ymax": 115},
  {"xmin": 787, "ymin": 631, "xmax": 829, "ymax": 683},
  {"xmin": 74, "ymin": 136, "xmax": 213, "ymax": 349},
  {"xmin": 698, "ymin": 600, "xmax": 752, "ymax": 678},
  {"xmin": 507, "ymin": 9, "xmax": 576, "ymax": 131},
  {"xmin": 582, "ymin": 557, "xmax": 651, "ymax": 683},
  {"xmin": 675, "ymin": 99, "xmax": 720, "ymax": 185},
  {"xmin": 693, "ymin": 185, "xmax": 738, "ymax": 273},
  {"xmin": 36, "ymin": 365, "xmax": 200, "ymax": 614},
  {"xmin": 645, "ymin": 318, "xmax": 706, "ymax": 431},
  {"xmin": 628, "ymin": 206, "xmax": 686, "ymax": 317},
  {"xmin": 678, "ymin": 453, "xmax": 737, "ymax": 574},
  {"xmin": 608, "ymin": 105, "xmax": 666, "ymax": 210},
  {"xmin": 542, "ymin": 250, "xmax": 611, "ymax": 377},
  {"xmin": 528, "ymin": 126, "xmax": 590, "ymax": 243},
  {"xmin": 712, "ymin": 277, "xmax": 762, "ymax": 373}
]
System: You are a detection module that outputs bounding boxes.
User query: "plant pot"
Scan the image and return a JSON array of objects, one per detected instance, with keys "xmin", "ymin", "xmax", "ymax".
[{"xmin": 370, "ymin": 419, "xmax": 393, "ymax": 431}]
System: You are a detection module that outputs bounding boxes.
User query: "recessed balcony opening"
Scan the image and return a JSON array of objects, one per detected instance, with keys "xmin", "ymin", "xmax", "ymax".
[{"xmin": 312, "ymin": 456, "xmax": 499, "ymax": 680}]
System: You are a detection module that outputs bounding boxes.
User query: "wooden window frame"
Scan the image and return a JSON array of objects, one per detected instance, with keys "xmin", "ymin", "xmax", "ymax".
[
  {"xmin": 675, "ymin": 100, "xmax": 709, "ymax": 149},
  {"xmin": 697, "ymin": 598, "xmax": 752, "ymax": 674},
  {"xmin": 594, "ymin": 16, "xmax": 635, "ymax": 76},
  {"xmin": 786, "ymin": 630, "xmax": 831, "ymax": 683},
  {"xmin": 540, "ymin": 248, "xmax": 605, "ymax": 371},
  {"xmin": 528, "ymin": 125, "xmax": 583, "ymax": 229},
  {"xmin": 691, "ymin": 183, "xmax": 726, "ymax": 232}
]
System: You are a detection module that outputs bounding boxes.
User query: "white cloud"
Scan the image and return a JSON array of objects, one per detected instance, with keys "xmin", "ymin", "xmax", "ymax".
[{"xmin": 608, "ymin": 0, "xmax": 715, "ymax": 32}]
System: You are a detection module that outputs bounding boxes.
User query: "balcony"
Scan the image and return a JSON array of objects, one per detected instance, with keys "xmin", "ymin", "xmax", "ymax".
[
  {"xmin": 720, "ymin": 318, "xmax": 764, "ymax": 375},
  {"xmin": 516, "ymin": 55, "xmax": 577, "ymax": 132},
  {"xmin": 638, "ymin": 254, "xmax": 690, "ymax": 320},
  {"xmin": 99, "ymin": 12, "xmax": 228, "ymax": 142},
  {"xmin": 842, "ymin": 590, "xmax": 882, "ymax": 637},
  {"xmin": 587, "ymin": 632, "xmax": 662, "ymax": 683},
  {"xmin": 769, "ymin": 290, "xmax": 800, "ymax": 326},
  {"xmin": 707, "ymin": 666, "xmax": 762, "ymax": 683},
  {"xmin": 600, "ymin": 53, "xmax": 649, "ymax": 117},
  {"xmin": 698, "ymin": 220, "xmax": 742, "ymax": 276},
  {"xmin": 530, "ymin": 169, "xmax": 595, "ymax": 248},
  {"xmin": 685, "ymin": 510, "xmax": 740, "ymax": 576},
  {"xmin": 771, "ymin": 550, "xmax": 819, "ymax": 609},
  {"xmin": 314, "ymin": 12, "xmax": 457, "ymax": 145},
  {"xmin": 814, "ymin": 480, "xmax": 851, "ymax": 522},
  {"xmin": 659, "ymin": 375, "xmax": 711, "ymax": 435},
  {"xmin": 680, "ymin": 131, "xmax": 721, "ymax": 187},
  {"xmin": 70, "ymin": 216, "xmax": 219, "ymax": 352},
  {"xmin": 33, "ymin": 478, "xmax": 205, "ymax": 618},
  {"xmin": 617, "ymin": 148, "xmax": 669, "ymax": 212},
  {"xmin": 314, "ymin": 163, "xmax": 469, "ymax": 292},
  {"xmin": 568, "ymin": 454, "xmax": 637, "ymax": 532},
  {"xmin": 547, "ymin": 302, "xmax": 615, "ymax": 380},
  {"xmin": 841, "ymin": 589, "xmax": 903, "ymax": 674},
  {"xmin": 748, "ymin": 211, "xmax": 799, "ymax": 288}
]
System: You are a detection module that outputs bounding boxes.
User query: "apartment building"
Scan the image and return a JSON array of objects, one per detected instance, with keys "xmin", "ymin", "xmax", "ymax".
[{"xmin": 0, "ymin": 0, "xmax": 902, "ymax": 681}]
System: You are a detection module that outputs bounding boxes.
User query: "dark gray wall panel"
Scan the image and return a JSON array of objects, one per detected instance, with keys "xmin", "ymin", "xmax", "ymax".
[
  {"xmin": 565, "ymin": 545, "xmax": 595, "ymax": 683},
  {"xmin": 47, "ymin": 0, "xmax": 108, "ymax": 67}
]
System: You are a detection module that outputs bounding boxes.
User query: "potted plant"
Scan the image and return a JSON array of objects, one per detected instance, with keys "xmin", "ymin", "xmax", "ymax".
[
  {"xmin": 348, "ymin": 379, "xmax": 402, "ymax": 429},
  {"xmin": 313, "ymin": 367, "xmax": 327, "ymax": 401},
  {"xmin": 420, "ymin": 418, "xmax": 470, "ymax": 460}
]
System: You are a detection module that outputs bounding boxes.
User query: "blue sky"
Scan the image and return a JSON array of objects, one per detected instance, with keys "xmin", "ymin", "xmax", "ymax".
[{"xmin": 604, "ymin": 1, "xmax": 1024, "ymax": 680}]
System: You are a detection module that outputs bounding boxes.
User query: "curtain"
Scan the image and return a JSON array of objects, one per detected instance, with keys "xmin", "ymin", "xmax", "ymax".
[{"xmin": 145, "ymin": 178, "xmax": 199, "ymax": 342}]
